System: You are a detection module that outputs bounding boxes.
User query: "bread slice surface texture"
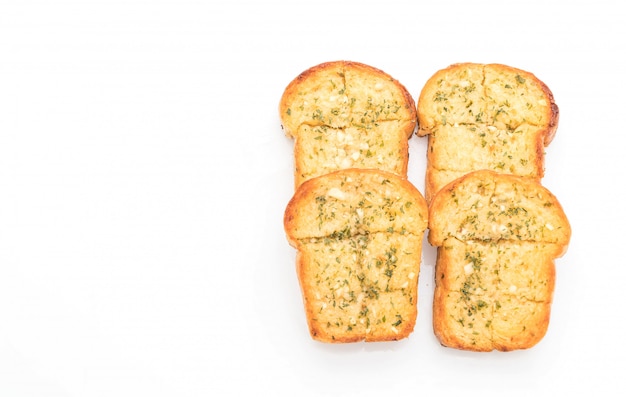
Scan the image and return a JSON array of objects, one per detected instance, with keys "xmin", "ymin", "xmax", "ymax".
[
  {"xmin": 416, "ymin": 63, "xmax": 559, "ymax": 202},
  {"xmin": 280, "ymin": 61, "xmax": 417, "ymax": 188},
  {"xmin": 284, "ymin": 169, "xmax": 428, "ymax": 343},
  {"xmin": 428, "ymin": 170, "xmax": 570, "ymax": 351}
]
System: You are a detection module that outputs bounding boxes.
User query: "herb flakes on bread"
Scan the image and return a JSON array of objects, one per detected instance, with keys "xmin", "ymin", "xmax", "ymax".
[
  {"xmin": 416, "ymin": 63, "xmax": 559, "ymax": 202},
  {"xmin": 428, "ymin": 170, "xmax": 571, "ymax": 352},
  {"xmin": 279, "ymin": 61, "xmax": 417, "ymax": 188},
  {"xmin": 284, "ymin": 169, "xmax": 428, "ymax": 343}
]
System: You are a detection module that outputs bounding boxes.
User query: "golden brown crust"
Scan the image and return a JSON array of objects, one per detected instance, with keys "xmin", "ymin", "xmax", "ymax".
[
  {"xmin": 279, "ymin": 61, "xmax": 417, "ymax": 188},
  {"xmin": 429, "ymin": 170, "xmax": 571, "ymax": 248},
  {"xmin": 284, "ymin": 169, "xmax": 428, "ymax": 343},
  {"xmin": 428, "ymin": 170, "xmax": 570, "ymax": 352},
  {"xmin": 416, "ymin": 63, "xmax": 559, "ymax": 202}
]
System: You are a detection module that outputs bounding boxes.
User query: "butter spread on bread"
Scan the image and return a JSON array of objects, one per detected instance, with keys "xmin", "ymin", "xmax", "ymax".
[
  {"xmin": 280, "ymin": 61, "xmax": 417, "ymax": 188},
  {"xmin": 428, "ymin": 170, "xmax": 571, "ymax": 351},
  {"xmin": 416, "ymin": 63, "xmax": 559, "ymax": 202},
  {"xmin": 284, "ymin": 169, "xmax": 428, "ymax": 343}
]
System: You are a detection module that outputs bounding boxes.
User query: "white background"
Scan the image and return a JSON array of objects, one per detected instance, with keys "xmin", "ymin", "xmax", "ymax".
[{"xmin": 0, "ymin": 0, "xmax": 623, "ymax": 396}]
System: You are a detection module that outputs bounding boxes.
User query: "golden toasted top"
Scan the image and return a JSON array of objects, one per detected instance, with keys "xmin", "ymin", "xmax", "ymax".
[
  {"xmin": 284, "ymin": 168, "xmax": 428, "ymax": 243},
  {"xmin": 428, "ymin": 170, "xmax": 571, "ymax": 251},
  {"xmin": 280, "ymin": 60, "xmax": 417, "ymax": 139},
  {"xmin": 417, "ymin": 62, "xmax": 559, "ymax": 141}
]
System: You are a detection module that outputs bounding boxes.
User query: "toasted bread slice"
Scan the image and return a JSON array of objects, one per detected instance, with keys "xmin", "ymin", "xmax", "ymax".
[
  {"xmin": 428, "ymin": 170, "xmax": 571, "ymax": 351},
  {"xmin": 279, "ymin": 61, "xmax": 417, "ymax": 188},
  {"xmin": 284, "ymin": 169, "xmax": 428, "ymax": 343},
  {"xmin": 416, "ymin": 63, "xmax": 559, "ymax": 202}
]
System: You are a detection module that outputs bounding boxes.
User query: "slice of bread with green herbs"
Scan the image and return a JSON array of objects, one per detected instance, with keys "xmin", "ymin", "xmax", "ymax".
[
  {"xmin": 279, "ymin": 61, "xmax": 417, "ymax": 188},
  {"xmin": 284, "ymin": 169, "xmax": 428, "ymax": 343},
  {"xmin": 416, "ymin": 63, "xmax": 559, "ymax": 202},
  {"xmin": 428, "ymin": 170, "xmax": 571, "ymax": 351}
]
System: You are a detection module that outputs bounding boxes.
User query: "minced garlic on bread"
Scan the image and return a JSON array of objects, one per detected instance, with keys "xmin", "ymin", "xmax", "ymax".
[
  {"xmin": 428, "ymin": 170, "xmax": 571, "ymax": 352},
  {"xmin": 416, "ymin": 63, "xmax": 559, "ymax": 202},
  {"xmin": 284, "ymin": 169, "xmax": 428, "ymax": 343},
  {"xmin": 279, "ymin": 61, "xmax": 417, "ymax": 188}
]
